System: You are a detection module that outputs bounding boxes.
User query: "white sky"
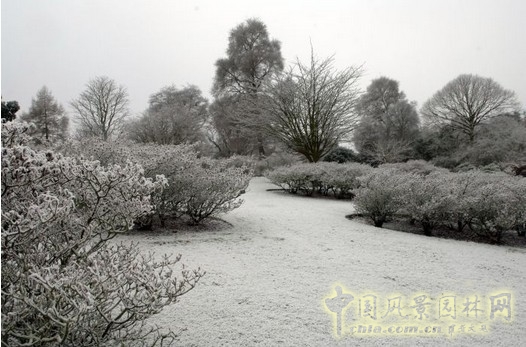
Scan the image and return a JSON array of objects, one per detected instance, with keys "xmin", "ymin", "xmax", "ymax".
[{"xmin": 2, "ymin": 0, "xmax": 525, "ymax": 119}]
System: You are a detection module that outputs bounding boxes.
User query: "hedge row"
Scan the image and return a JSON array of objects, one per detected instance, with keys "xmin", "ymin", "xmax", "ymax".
[
  {"xmin": 354, "ymin": 168, "xmax": 526, "ymax": 243},
  {"xmin": 266, "ymin": 160, "xmax": 525, "ymax": 243},
  {"xmin": 266, "ymin": 162, "xmax": 373, "ymax": 198}
]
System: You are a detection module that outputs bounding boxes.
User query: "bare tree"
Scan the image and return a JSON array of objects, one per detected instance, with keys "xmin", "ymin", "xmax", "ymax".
[
  {"xmin": 265, "ymin": 53, "xmax": 363, "ymax": 162},
  {"xmin": 71, "ymin": 76, "xmax": 129, "ymax": 140},
  {"xmin": 421, "ymin": 74, "xmax": 519, "ymax": 142},
  {"xmin": 20, "ymin": 86, "xmax": 69, "ymax": 144}
]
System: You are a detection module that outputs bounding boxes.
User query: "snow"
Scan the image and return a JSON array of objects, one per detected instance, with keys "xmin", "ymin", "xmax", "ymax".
[{"xmin": 119, "ymin": 177, "xmax": 526, "ymax": 346}]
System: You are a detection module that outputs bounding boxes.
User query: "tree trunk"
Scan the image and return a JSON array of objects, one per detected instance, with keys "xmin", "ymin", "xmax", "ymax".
[
  {"xmin": 373, "ymin": 215, "xmax": 385, "ymax": 228},
  {"xmin": 257, "ymin": 133, "xmax": 266, "ymax": 159},
  {"xmin": 422, "ymin": 217, "xmax": 433, "ymax": 236}
]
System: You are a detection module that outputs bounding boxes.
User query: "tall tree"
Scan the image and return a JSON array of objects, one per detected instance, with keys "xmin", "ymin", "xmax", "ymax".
[
  {"xmin": 353, "ymin": 77, "xmax": 420, "ymax": 163},
  {"xmin": 71, "ymin": 76, "xmax": 129, "ymax": 141},
  {"xmin": 207, "ymin": 95, "xmax": 256, "ymax": 156},
  {"xmin": 127, "ymin": 85, "xmax": 208, "ymax": 145},
  {"xmin": 212, "ymin": 18, "xmax": 284, "ymax": 157},
  {"xmin": 265, "ymin": 53, "xmax": 362, "ymax": 162},
  {"xmin": 421, "ymin": 74, "xmax": 519, "ymax": 142},
  {"xmin": 20, "ymin": 86, "xmax": 69, "ymax": 143}
]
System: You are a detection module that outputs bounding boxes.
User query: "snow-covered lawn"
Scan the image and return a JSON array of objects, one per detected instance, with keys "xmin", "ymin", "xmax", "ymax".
[{"xmin": 121, "ymin": 177, "xmax": 525, "ymax": 346}]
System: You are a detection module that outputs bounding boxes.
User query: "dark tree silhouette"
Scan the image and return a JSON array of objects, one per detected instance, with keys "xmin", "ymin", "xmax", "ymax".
[{"xmin": 1, "ymin": 100, "xmax": 20, "ymax": 122}]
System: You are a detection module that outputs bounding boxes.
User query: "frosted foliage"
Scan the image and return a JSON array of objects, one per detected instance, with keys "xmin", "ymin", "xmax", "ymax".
[
  {"xmin": 1, "ymin": 122, "xmax": 203, "ymax": 346},
  {"xmin": 353, "ymin": 169, "xmax": 410, "ymax": 227},
  {"xmin": 352, "ymin": 164, "xmax": 526, "ymax": 242},
  {"xmin": 129, "ymin": 145, "xmax": 253, "ymax": 225},
  {"xmin": 61, "ymin": 138, "xmax": 253, "ymax": 225},
  {"xmin": 267, "ymin": 162, "xmax": 372, "ymax": 198}
]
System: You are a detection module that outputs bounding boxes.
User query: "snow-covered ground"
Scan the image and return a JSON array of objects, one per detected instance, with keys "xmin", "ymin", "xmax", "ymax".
[{"xmin": 121, "ymin": 177, "xmax": 526, "ymax": 346}]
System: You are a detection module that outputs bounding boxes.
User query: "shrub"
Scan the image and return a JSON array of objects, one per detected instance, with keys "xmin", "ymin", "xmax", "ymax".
[
  {"xmin": 132, "ymin": 145, "xmax": 252, "ymax": 225},
  {"xmin": 457, "ymin": 172, "xmax": 526, "ymax": 243},
  {"xmin": 401, "ymin": 172, "xmax": 455, "ymax": 236},
  {"xmin": 323, "ymin": 146, "xmax": 361, "ymax": 163},
  {"xmin": 254, "ymin": 150, "xmax": 303, "ymax": 176},
  {"xmin": 405, "ymin": 170, "xmax": 526, "ymax": 242},
  {"xmin": 1, "ymin": 122, "xmax": 204, "ymax": 346},
  {"xmin": 223, "ymin": 155, "xmax": 257, "ymax": 175},
  {"xmin": 176, "ymin": 157, "xmax": 252, "ymax": 224},
  {"xmin": 266, "ymin": 162, "xmax": 372, "ymax": 198},
  {"xmin": 60, "ymin": 140, "xmax": 253, "ymax": 226},
  {"xmin": 58, "ymin": 137, "xmax": 132, "ymax": 167},
  {"xmin": 266, "ymin": 163, "xmax": 313, "ymax": 194},
  {"xmin": 353, "ymin": 168, "xmax": 409, "ymax": 227},
  {"xmin": 439, "ymin": 171, "xmax": 480, "ymax": 233},
  {"xmin": 323, "ymin": 163, "xmax": 373, "ymax": 198},
  {"xmin": 352, "ymin": 164, "xmax": 526, "ymax": 242},
  {"xmin": 129, "ymin": 144, "xmax": 198, "ymax": 226},
  {"xmin": 380, "ymin": 160, "xmax": 448, "ymax": 176},
  {"xmin": 432, "ymin": 155, "xmax": 461, "ymax": 170}
]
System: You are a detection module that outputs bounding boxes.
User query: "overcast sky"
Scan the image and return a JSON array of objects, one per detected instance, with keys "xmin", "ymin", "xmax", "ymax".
[{"xmin": 2, "ymin": 0, "xmax": 525, "ymax": 120}]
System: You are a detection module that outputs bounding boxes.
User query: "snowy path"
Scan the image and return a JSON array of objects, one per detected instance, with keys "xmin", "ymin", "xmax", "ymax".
[{"xmin": 124, "ymin": 177, "xmax": 526, "ymax": 346}]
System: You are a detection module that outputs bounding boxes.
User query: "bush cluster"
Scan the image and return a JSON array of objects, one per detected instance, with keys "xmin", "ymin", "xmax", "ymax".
[
  {"xmin": 64, "ymin": 139, "xmax": 253, "ymax": 226},
  {"xmin": 267, "ymin": 160, "xmax": 525, "ymax": 243},
  {"xmin": 323, "ymin": 146, "xmax": 362, "ymax": 163},
  {"xmin": 353, "ymin": 166, "xmax": 526, "ymax": 243},
  {"xmin": 353, "ymin": 169, "xmax": 411, "ymax": 227},
  {"xmin": 253, "ymin": 150, "xmax": 304, "ymax": 176},
  {"xmin": 1, "ymin": 122, "xmax": 204, "ymax": 345},
  {"xmin": 266, "ymin": 162, "xmax": 372, "ymax": 198}
]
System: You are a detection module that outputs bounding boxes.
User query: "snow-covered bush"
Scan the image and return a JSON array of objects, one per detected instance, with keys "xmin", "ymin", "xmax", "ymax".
[
  {"xmin": 323, "ymin": 163, "xmax": 373, "ymax": 198},
  {"xmin": 1, "ymin": 122, "xmax": 204, "ymax": 346},
  {"xmin": 130, "ymin": 145, "xmax": 252, "ymax": 225},
  {"xmin": 128, "ymin": 143, "xmax": 198, "ymax": 226},
  {"xmin": 379, "ymin": 160, "xmax": 448, "ymax": 176},
  {"xmin": 222, "ymin": 154, "xmax": 256, "ymax": 175},
  {"xmin": 353, "ymin": 168, "xmax": 410, "ymax": 227},
  {"xmin": 353, "ymin": 165, "xmax": 525, "ymax": 241},
  {"xmin": 266, "ymin": 162, "xmax": 371, "ymax": 198},
  {"xmin": 401, "ymin": 172, "xmax": 455, "ymax": 235},
  {"xmin": 59, "ymin": 140, "xmax": 252, "ymax": 226},
  {"xmin": 253, "ymin": 150, "xmax": 303, "ymax": 176},
  {"xmin": 266, "ymin": 163, "xmax": 315, "ymax": 194},
  {"xmin": 58, "ymin": 136, "xmax": 131, "ymax": 167},
  {"xmin": 268, "ymin": 162, "xmax": 339, "ymax": 196},
  {"xmin": 177, "ymin": 157, "xmax": 252, "ymax": 224},
  {"xmin": 454, "ymin": 171, "xmax": 526, "ymax": 243}
]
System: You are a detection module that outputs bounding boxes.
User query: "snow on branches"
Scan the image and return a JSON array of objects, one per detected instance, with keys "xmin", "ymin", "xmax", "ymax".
[{"xmin": 1, "ymin": 122, "xmax": 203, "ymax": 346}]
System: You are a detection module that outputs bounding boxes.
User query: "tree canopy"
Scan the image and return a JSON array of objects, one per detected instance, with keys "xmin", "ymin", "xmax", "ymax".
[
  {"xmin": 213, "ymin": 18, "xmax": 284, "ymax": 97},
  {"xmin": 353, "ymin": 77, "xmax": 420, "ymax": 163},
  {"xmin": 421, "ymin": 74, "xmax": 519, "ymax": 142},
  {"xmin": 20, "ymin": 86, "xmax": 69, "ymax": 144},
  {"xmin": 212, "ymin": 18, "xmax": 284, "ymax": 157},
  {"xmin": 1, "ymin": 100, "xmax": 20, "ymax": 123},
  {"xmin": 266, "ymin": 53, "xmax": 363, "ymax": 162},
  {"xmin": 71, "ymin": 76, "xmax": 129, "ymax": 141},
  {"xmin": 128, "ymin": 85, "xmax": 208, "ymax": 145}
]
